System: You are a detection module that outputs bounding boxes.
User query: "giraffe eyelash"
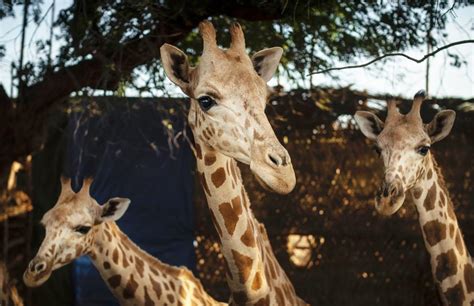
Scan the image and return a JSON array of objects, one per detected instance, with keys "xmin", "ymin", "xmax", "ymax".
[
  {"xmin": 372, "ymin": 145, "xmax": 382, "ymax": 156},
  {"xmin": 74, "ymin": 225, "xmax": 91, "ymax": 235}
]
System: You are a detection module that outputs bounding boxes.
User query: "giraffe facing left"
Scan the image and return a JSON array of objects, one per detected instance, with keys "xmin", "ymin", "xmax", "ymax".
[{"xmin": 23, "ymin": 178, "xmax": 226, "ymax": 306}]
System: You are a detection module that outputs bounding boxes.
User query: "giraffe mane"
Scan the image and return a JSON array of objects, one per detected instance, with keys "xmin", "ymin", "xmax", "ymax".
[{"xmin": 430, "ymin": 154, "xmax": 454, "ymax": 208}]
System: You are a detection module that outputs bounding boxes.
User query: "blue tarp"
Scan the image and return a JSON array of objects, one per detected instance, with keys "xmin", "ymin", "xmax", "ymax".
[{"xmin": 64, "ymin": 98, "xmax": 195, "ymax": 306}]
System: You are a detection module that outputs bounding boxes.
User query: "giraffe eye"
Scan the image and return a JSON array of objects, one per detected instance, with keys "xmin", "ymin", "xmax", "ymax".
[
  {"xmin": 417, "ymin": 145, "xmax": 430, "ymax": 156},
  {"xmin": 197, "ymin": 96, "xmax": 216, "ymax": 111},
  {"xmin": 75, "ymin": 225, "xmax": 91, "ymax": 235},
  {"xmin": 372, "ymin": 145, "xmax": 382, "ymax": 156}
]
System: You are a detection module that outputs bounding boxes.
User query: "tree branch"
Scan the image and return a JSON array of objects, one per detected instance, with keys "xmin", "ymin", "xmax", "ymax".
[
  {"xmin": 0, "ymin": 2, "xmax": 290, "ymax": 171},
  {"xmin": 309, "ymin": 39, "xmax": 474, "ymax": 75}
]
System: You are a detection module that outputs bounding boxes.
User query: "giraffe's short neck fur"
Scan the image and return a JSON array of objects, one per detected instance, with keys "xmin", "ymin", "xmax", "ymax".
[
  {"xmin": 89, "ymin": 221, "xmax": 224, "ymax": 306},
  {"xmin": 410, "ymin": 154, "xmax": 473, "ymax": 305},
  {"xmin": 195, "ymin": 141, "xmax": 305, "ymax": 305}
]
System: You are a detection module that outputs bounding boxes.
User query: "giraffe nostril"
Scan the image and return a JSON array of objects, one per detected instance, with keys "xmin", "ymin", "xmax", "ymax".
[
  {"xmin": 389, "ymin": 185, "xmax": 398, "ymax": 197},
  {"xmin": 35, "ymin": 262, "xmax": 46, "ymax": 273},
  {"xmin": 267, "ymin": 153, "xmax": 282, "ymax": 167}
]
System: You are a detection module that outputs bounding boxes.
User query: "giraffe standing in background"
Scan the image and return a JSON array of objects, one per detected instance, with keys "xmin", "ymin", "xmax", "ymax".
[
  {"xmin": 23, "ymin": 178, "xmax": 225, "ymax": 306},
  {"xmin": 355, "ymin": 91, "xmax": 473, "ymax": 305},
  {"xmin": 160, "ymin": 21, "xmax": 306, "ymax": 305},
  {"xmin": 0, "ymin": 261, "xmax": 23, "ymax": 306}
]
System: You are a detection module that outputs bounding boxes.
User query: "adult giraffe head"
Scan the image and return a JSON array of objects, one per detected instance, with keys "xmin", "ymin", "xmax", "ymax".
[
  {"xmin": 354, "ymin": 90, "xmax": 456, "ymax": 215},
  {"xmin": 23, "ymin": 178, "xmax": 130, "ymax": 287},
  {"xmin": 160, "ymin": 21, "xmax": 296, "ymax": 194}
]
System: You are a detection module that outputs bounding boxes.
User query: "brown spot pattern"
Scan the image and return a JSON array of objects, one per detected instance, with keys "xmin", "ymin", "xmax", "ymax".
[
  {"xmin": 464, "ymin": 263, "xmax": 474, "ymax": 293},
  {"xmin": 135, "ymin": 256, "xmax": 145, "ymax": 277},
  {"xmin": 435, "ymin": 249, "xmax": 458, "ymax": 281},
  {"xmin": 423, "ymin": 183, "xmax": 437, "ymax": 211},
  {"xmin": 255, "ymin": 295, "xmax": 270, "ymax": 306},
  {"xmin": 112, "ymin": 248, "xmax": 119, "ymax": 264},
  {"xmin": 204, "ymin": 153, "xmax": 216, "ymax": 166},
  {"xmin": 427, "ymin": 168, "xmax": 433, "ymax": 179},
  {"xmin": 439, "ymin": 191, "xmax": 446, "ymax": 207},
  {"xmin": 195, "ymin": 143, "xmax": 202, "ymax": 159},
  {"xmin": 108, "ymin": 275, "xmax": 121, "ymax": 288},
  {"xmin": 211, "ymin": 167, "xmax": 226, "ymax": 188},
  {"xmin": 413, "ymin": 188, "xmax": 423, "ymax": 199},
  {"xmin": 123, "ymin": 274, "xmax": 138, "ymax": 299},
  {"xmin": 143, "ymin": 286, "xmax": 154, "ymax": 306},
  {"xmin": 275, "ymin": 286, "xmax": 285, "ymax": 306},
  {"xmin": 240, "ymin": 221, "xmax": 256, "ymax": 247},
  {"xmin": 231, "ymin": 249, "xmax": 253, "ymax": 283},
  {"xmin": 218, "ymin": 199, "xmax": 242, "ymax": 236},
  {"xmin": 443, "ymin": 281, "xmax": 465, "ymax": 306},
  {"xmin": 149, "ymin": 275, "xmax": 162, "ymax": 300},
  {"xmin": 449, "ymin": 224, "xmax": 455, "ymax": 238},
  {"xmin": 422, "ymin": 220, "xmax": 447, "ymax": 246},
  {"xmin": 121, "ymin": 247, "xmax": 129, "ymax": 268},
  {"xmin": 251, "ymin": 271, "xmax": 262, "ymax": 290}
]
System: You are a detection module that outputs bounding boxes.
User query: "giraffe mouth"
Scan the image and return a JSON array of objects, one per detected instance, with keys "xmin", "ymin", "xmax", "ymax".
[
  {"xmin": 23, "ymin": 265, "xmax": 52, "ymax": 287},
  {"xmin": 374, "ymin": 180, "xmax": 405, "ymax": 216},
  {"xmin": 250, "ymin": 161, "xmax": 296, "ymax": 194}
]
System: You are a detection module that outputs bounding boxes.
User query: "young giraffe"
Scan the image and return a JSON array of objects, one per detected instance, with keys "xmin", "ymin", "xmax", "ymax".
[
  {"xmin": 23, "ymin": 178, "xmax": 225, "ymax": 306},
  {"xmin": 161, "ymin": 21, "xmax": 306, "ymax": 305},
  {"xmin": 355, "ymin": 91, "xmax": 474, "ymax": 306},
  {"xmin": 0, "ymin": 261, "xmax": 24, "ymax": 306}
]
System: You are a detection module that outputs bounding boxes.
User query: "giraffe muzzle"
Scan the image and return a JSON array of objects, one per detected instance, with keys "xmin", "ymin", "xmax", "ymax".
[
  {"xmin": 23, "ymin": 258, "xmax": 53, "ymax": 287},
  {"xmin": 375, "ymin": 179, "xmax": 405, "ymax": 216},
  {"xmin": 250, "ymin": 143, "xmax": 296, "ymax": 194}
]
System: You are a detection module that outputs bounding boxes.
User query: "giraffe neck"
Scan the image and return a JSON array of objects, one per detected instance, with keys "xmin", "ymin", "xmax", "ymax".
[
  {"xmin": 410, "ymin": 154, "xmax": 473, "ymax": 305},
  {"xmin": 195, "ymin": 141, "xmax": 303, "ymax": 305},
  {"xmin": 89, "ymin": 222, "xmax": 223, "ymax": 306}
]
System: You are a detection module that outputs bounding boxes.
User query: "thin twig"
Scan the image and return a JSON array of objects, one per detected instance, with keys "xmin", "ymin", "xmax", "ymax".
[
  {"xmin": 440, "ymin": 0, "xmax": 457, "ymax": 19},
  {"xmin": 309, "ymin": 39, "xmax": 474, "ymax": 75}
]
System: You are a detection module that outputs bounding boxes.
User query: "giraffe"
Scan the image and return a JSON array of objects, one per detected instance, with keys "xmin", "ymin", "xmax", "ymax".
[
  {"xmin": 354, "ymin": 90, "xmax": 474, "ymax": 306},
  {"xmin": 0, "ymin": 261, "xmax": 24, "ymax": 306},
  {"xmin": 160, "ymin": 21, "xmax": 306, "ymax": 305},
  {"xmin": 23, "ymin": 178, "xmax": 225, "ymax": 306}
]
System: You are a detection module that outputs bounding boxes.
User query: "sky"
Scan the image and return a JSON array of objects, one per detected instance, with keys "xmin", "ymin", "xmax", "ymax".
[{"xmin": 0, "ymin": 1, "xmax": 473, "ymax": 99}]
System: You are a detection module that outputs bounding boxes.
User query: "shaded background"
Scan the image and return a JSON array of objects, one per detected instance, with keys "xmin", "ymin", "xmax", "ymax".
[
  {"xmin": 0, "ymin": 1, "xmax": 473, "ymax": 305},
  {"xmin": 2, "ymin": 88, "xmax": 472, "ymax": 305},
  {"xmin": 29, "ymin": 97, "xmax": 196, "ymax": 306}
]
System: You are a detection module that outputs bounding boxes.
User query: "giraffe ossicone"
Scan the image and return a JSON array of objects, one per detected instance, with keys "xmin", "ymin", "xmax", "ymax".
[
  {"xmin": 161, "ymin": 21, "xmax": 306, "ymax": 305},
  {"xmin": 355, "ymin": 91, "xmax": 473, "ymax": 306},
  {"xmin": 24, "ymin": 178, "xmax": 225, "ymax": 306}
]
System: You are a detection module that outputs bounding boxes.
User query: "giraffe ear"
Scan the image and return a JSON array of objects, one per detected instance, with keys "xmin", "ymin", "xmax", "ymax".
[
  {"xmin": 252, "ymin": 47, "xmax": 283, "ymax": 82},
  {"xmin": 354, "ymin": 111, "xmax": 384, "ymax": 140},
  {"xmin": 99, "ymin": 197, "xmax": 131, "ymax": 222},
  {"xmin": 426, "ymin": 110, "xmax": 456, "ymax": 144},
  {"xmin": 160, "ymin": 43, "xmax": 191, "ymax": 94}
]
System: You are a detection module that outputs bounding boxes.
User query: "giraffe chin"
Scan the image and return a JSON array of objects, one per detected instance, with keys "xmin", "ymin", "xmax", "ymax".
[
  {"xmin": 374, "ymin": 193, "xmax": 405, "ymax": 216},
  {"xmin": 250, "ymin": 162, "xmax": 296, "ymax": 194}
]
